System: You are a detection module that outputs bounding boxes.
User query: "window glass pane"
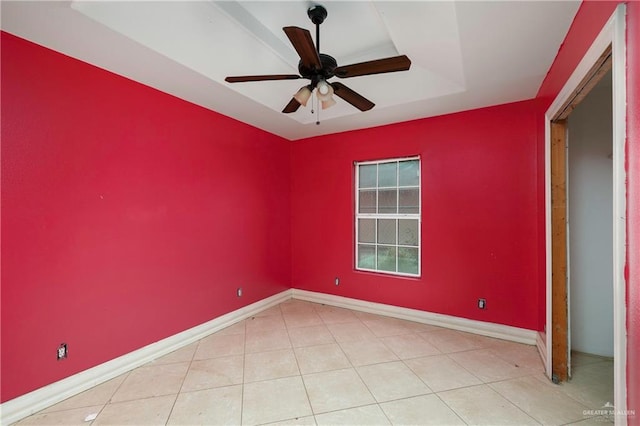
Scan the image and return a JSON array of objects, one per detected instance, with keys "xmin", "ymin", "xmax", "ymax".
[
  {"xmin": 359, "ymin": 164, "xmax": 377, "ymax": 188},
  {"xmin": 378, "ymin": 189, "xmax": 397, "ymax": 214},
  {"xmin": 398, "ymin": 219, "xmax": 418, "ymax": 246},
  {"xmin": 358, "ymin": 244, "xmax": 376, "ymax": 269},
  {"xmin": 398, "ymin": 188, "xmax": 419, "ymax": 214},
  {"xmin": 377, "ymin": 219, "xmax": 396, "ymax": 244},
  {"xmin": 398, "ymin": 247, "xmax": 419, "ymax": 274},
  {"xmin": 378, "ymin": 162, "xmax": 397, "ymax": 188},
  {"xmin": 399, "ymin": 160, "xmax": 420, "ymax": 186},
  {"xmin": 358, "ymin": 219, "xmax": 375, "ymax": 243},
  {"xmin": 377, "ymin": 246, "xmax": 397, "ymax": 272},
  {"xmin": 358, "ymin": 190, "xmax": 376, "ymax": 213}
]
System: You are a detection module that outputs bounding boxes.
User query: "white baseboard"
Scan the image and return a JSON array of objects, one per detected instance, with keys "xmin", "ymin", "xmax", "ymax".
[
  {"xmin": 0, "ymin": 289, "xmax": 292, "ymax": 425},
  {"xmin": 536, "ymin": 331, "xmax": 548, "ymax": 377},
  {"xmin": 292, "ymin": 289, "xmax": 538, "ymax": 345}
]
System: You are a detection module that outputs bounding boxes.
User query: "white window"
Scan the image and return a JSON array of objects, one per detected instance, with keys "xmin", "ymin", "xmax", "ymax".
[{"xmin": 355, "ymin": 157, "xmax": 421, "ymax": 276}]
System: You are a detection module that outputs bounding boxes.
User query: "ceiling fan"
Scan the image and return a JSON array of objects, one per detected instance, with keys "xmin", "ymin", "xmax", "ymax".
[{"xmin": 225, "ymin": 4, "xmax": 411, "ymax": 114}]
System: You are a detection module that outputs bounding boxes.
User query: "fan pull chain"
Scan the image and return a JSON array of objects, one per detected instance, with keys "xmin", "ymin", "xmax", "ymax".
[
  {"xmin": 310, "ymin": 91, "xmax": 315, "ymax": 114},
  {"xmin": 309, "ymin": 92, "xmax": 320, "ymax": 124}
]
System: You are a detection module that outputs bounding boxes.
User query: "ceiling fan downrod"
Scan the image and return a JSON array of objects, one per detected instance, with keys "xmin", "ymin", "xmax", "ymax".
[{"xmin": 307, "ymin": 5, "xmax": 327, "ymax": 55}]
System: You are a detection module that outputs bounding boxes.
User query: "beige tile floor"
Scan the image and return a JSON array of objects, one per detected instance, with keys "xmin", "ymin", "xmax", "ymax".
[{"xmin": 15, "ymin": 299, "xmax": 614, "ymax": 425}]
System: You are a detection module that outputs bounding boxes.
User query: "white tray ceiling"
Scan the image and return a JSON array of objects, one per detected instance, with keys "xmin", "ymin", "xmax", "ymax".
[{"xmin": 1, "ymin": 1, "xmax": 580, "ymax": 140}]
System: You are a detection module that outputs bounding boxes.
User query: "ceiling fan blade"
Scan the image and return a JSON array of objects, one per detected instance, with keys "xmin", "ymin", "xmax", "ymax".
[
  {"xmin": 282, "ymin": 97, "xmax": 302, "ymax": 113},
  {"xmin": 334, "ymin": 55, "xmax": 411, "ymax": 78},
  {"xmin": 331, "ymin": 82, "xmax": 375, "ymax": 111},
  {"xmin": 283, "ymin": 26, "xmax": 322, "ymax": 70},
  {"xmin": 225, "ymin": 74, "xmax": 301, "ymax": 83}
]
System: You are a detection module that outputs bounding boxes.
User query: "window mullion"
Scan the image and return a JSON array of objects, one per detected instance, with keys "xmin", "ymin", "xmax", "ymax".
[
  {"xmin": 395, "ymin": 163, "xmax": 399, "ymax": 273},
  {"xmin": 375, "ymin": 164, "xmax": 379, "ymax": 214},
  {"xmin": 357, "ymin": 214, "xmax": 419, "ymax": 220},
  {"xmin": 374, "ymin": 217, "xmax": 378, "ymax": 270}
]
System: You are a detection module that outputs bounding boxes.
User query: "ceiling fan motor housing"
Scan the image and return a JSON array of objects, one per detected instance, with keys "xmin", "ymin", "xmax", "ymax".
[{"xmin": 298, "ymin": 53, "xmax": 337, "ymax": 86}]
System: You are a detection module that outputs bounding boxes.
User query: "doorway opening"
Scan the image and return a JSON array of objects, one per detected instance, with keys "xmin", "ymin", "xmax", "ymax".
[{"xmin": 567, "ymin": 67, "xmax": 614, "ymax": 404}]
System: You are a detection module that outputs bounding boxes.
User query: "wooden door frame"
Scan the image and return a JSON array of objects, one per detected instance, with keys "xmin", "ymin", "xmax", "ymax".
[
  {"xmin": 543, "ymin": 4, "xmax": 627, "ymax": 422},
  {"xmin": 550, "ymin": 119, "xmax": 569, "ymax": 382}
]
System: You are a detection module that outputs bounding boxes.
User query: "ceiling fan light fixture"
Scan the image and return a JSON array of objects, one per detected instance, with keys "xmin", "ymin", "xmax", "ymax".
[
  {"xmin": 293, "ymin": 86, "xmax": 312, "ymax": 106},
  {"xmin": 224, "ymin": 5, "xmax": 410, "ymax": 115}
]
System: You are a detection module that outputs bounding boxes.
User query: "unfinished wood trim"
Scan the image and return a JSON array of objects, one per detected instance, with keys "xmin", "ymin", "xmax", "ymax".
[
  {"xmin": 554, "ymin": 45, "xmax": 612, "ymax": 121},
  {"xmin": 550, "ymin": 119, "xmax": 568, "ymax": 382}
]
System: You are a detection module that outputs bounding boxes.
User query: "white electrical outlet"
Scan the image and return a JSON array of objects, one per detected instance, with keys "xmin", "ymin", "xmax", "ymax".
[{"xmin": 57, "ymin": 343, "xmax": 67, "ymax": 360}]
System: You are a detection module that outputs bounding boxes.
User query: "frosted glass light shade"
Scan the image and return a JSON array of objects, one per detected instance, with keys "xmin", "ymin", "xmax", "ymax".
[
  {"xmin": 293, "ymin": 86, "xmax": 312, "ymax": 106},
  {"xmin": 316, "ymin": 81, "xmax": 334, "ymax": 101},
  {"xmin": 322, "ymin": 97, "xmax": 337, "ymax": 109},
  {"xmin": 317, "ymin": 80, "xmax": 331, "ymax": 96}
]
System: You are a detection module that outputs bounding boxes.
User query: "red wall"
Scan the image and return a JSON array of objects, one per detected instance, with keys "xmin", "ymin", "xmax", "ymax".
[
  {"xmin": 536, "ymin": 1, "xmax": 619, "ymax": 109},
  {"xmin": 291, "ymin": 100, "xmax": 542, "ymax": 330},
  {"xmin": 0, "ymin": 32, "xmax": 291, "ymax": 402}
]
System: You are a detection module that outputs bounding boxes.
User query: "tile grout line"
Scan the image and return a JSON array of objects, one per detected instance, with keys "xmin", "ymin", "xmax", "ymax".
[
  {"xmin": 89, "ymin": 368, "xmax": 133, "ymax": 425},
  {"xmin": 277, "ymin": 304, "xmax": 312, "ymax": 420},
  {"xmin": 163, "ymin": 341, "xmax": 200, "ymax": 425},
  {"xmin": 484, "ymin": 382, "xmax": 547, "ymax": 425},
  {"xmin": 301, "ymin": 301, "xmax": 383, "ymax": 421},
  {"xmin": 240, "ymin": 316, "xmax": 248, "ymax": 426},
  {"xmin": 373, "ymin": 337, "xmax": 477, "ymax": 425},
  {"xmin": 341, "ymin": 315, "xmax": 388, "ymax": 422},
  {"xmin": 326, "ymin": 308, "xmax": 421, "ymax": 425},
  {"xmin": 285, "ymin": 304, "xmax": 319, "ymax": 422},
  {"xmin": 429, "ymin": 391, "xmax": 470, "ymax": 425},
  {"xmin": 26, "ymin": 370, "xmax": 133, "ymax": 422}
]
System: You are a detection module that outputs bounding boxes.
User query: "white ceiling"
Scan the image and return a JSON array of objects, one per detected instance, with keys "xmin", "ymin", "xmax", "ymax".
[{"xmin": 1, "ymin": 1, "xmax": 580, "ymax": 141}]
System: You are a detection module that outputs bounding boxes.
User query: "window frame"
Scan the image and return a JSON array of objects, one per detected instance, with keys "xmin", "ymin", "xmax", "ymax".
[{"xmin": 355, "ymin": 156, "xmax": 421, "ymax": 277}]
